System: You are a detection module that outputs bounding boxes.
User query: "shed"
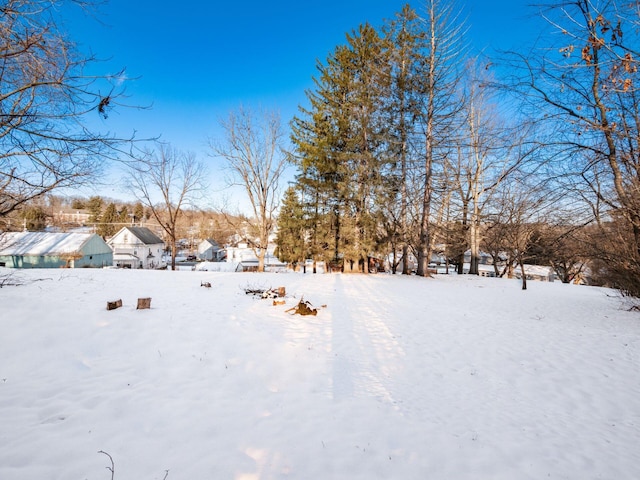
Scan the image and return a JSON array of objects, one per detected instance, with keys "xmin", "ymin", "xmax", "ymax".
[
  {"xmin": 197, "ymin": 238, "xmax": 223, "ymax": 261},
  {"xmin": 0, "ymin": 231, "xmax": 113, "ymax": 268}
]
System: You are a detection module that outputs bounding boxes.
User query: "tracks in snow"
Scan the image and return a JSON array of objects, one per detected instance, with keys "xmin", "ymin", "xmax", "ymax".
[{"xmin": 327, "ymin": 275, "xmax": 406, "ymax": 406}]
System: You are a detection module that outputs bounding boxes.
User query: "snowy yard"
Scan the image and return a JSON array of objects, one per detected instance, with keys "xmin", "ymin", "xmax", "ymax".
[{"xmin": 0, "ymin": 268, "xmax": 638, "ymax": 479}]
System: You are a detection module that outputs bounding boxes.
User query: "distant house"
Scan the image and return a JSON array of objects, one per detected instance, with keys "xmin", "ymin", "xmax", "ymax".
[
  {"xmin": 225, "ymin": 242, "xmax": 255, "ymax": 264},
  {"xmin": 515, "ymin": 264, "xmax": 556, "ymax": 282},
  {"xmin": 107, "ymin": 227, "xmax": 165, "ymax": 269},
  {"xmin": 0, "ymin": 231, "xmax": 112, "ymax": 268},
  {"xmin": 197, "ymin": 238, "xmax": 223, "ymax": 261},
  {"xmin": 225, "ymin": 242, "xmax": 287, "ymax": 272},
  {"xmin": 234, "ymin": 256, "xmax": 288, "ymax": 273},
  {"xmin": 474, "ymin": 263, "xmax": 555, "ymax": 282},
  {"xmin": 463, "ymin": 250, "xmax": 494, "ymax": 265}
]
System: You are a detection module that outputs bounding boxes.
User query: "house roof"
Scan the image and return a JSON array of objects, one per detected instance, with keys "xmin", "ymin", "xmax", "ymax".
[
  {"xmin": 121, "ymin": 227, "xmax": 164, "ymax": 245},
  {"xmin": 201, "ymin": 238, "xmax": 220, "ymax": 248},
  {"xmin": 0, "ymin": 232, "xmax": 95, "ymax": 256}
]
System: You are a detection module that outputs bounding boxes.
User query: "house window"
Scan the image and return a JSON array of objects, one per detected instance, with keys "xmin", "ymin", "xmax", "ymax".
[{"xmin": 124, "ymin": 234, "xmax": 128, "ymax": 243}]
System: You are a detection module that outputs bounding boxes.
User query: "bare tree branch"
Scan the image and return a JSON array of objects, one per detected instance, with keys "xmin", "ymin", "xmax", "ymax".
[
  {"xmin": 126, "ymin": 143, "xmax": 206, "ymax": 270},
  {"xmin": 0, "ymin": 1, "xmax": 149, "ymax": 220},
  {"xmin": 210, "ymin": 107, "xmax": 288, "ymax": 271}
]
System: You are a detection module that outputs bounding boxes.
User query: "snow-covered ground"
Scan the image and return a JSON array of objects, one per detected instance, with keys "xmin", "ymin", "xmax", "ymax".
[{"xmin": 1, "ymin": 268, "xmax": 638, "ymax": 479}]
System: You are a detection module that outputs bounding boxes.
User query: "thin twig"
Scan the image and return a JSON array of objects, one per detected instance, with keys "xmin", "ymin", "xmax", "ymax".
[{"xmin": 98, "ymin": 450, "xmax": 115, "ymax": 480}]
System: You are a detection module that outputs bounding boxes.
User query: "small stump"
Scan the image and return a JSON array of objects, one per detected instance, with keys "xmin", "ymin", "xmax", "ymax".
[
  {"xmin": 137, "ymin": 297, "xmax": 151, "ymax": 310},
  {"xmin": 286, "ymin": 298, "xmax": 318, "ymax": 316},
  {"xmin": 107, "ymin": 299, "xmax": 123, "ymax": 311}
]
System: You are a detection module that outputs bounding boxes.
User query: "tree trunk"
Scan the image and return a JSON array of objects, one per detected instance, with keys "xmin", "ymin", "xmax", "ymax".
[
  {"xmin": 458, "ymin": 188, "xmax": 469, "ymax": 275},
  {"xmin": 402, "ymin": 244, "xmax": 409, "ymax": 274},
  {"xmin": 519, "ymin": 260, "xmax": 527, "ymax": 290},
  {"xmin": 391, "ymin": 245, "xmax": 398, "ymax": 274},
  {"xmin": 171, "ymin": 240, "xmax": 177, "ymax": 271},
  {"xmin": 469, "ymin": 219, "xmax": 480, "ymax": 275},
  {"xmin": 417, "ymin": 245, "xmax": 429, "ymax": 277},
  {"xmin": 417, "ymin": 167, "xmax": 432, "ymax": 277},
  {"xmin": 417, "ymin": 116, "xmax": 434, "ymax": 277},
  {"xmin": 400, "ymin": 120, "xmax": 410, "ymax": 276},
  {"xmin": 492, "ymin": 255, "xmax": 500, "ymax": 277},
  {"xmin": 333, "ymin": 206, "xmax": 341, "ymax": 265}
]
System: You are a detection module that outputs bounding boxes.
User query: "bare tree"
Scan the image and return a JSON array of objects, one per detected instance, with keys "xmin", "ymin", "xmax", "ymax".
[
  {"xmin": 529, "ymin": 223, "xmax": 589, "ymax": 284},
  {"xmin": 0, "ymin": 0, "xmax": 138, "ymax": 219},
  {"xmin": 486, "ymin": 177, "xmax": 551, "ymax": 290},
  {"xmin": 504, "ymin": 0, "xmax": 640, "ymax": 293},
  {"xmin": 127, "ymin": 143, "xmax": 205, "ymax": 270},
  {"xmin": 210, "ymin": 107, "xmax": 288, "ymax": 272},
  {"xmin": 414, "ymin": 0, "xmax": 466, "ymax": 277}
]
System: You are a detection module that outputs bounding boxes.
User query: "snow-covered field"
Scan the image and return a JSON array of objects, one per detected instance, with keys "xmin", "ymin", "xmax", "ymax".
[{"xmin": 1, "ymin": 268, "xmax": 638, "ymax": 480}]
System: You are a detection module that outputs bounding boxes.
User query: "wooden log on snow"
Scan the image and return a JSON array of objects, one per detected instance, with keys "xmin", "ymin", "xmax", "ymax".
[
  {"xmin": 106, "ymin": 299, "xmax": 123, "ymax": 311},
  {"xmin": 136, "ymin": 297, "xmax": 151, "ymax": 310}
]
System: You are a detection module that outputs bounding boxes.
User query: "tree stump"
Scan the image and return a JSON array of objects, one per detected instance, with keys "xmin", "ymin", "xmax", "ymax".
[
  {"xmin": 107, "ymin": 299, "xmax": 122, "ymax": 311},
  {"xmin": 137, "ymin": 297, "xmax": 151, "ymax": 310},
  {"xmin": 285, "ymin": 298, "xmax": 318, "ymax": 316}
]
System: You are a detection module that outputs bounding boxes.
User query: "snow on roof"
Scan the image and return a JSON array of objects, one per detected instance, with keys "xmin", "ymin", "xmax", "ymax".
[
  {"xmin": 200, "ymin": 238, "xmax": 220, "ymax": 247},
  {"xmin": 0, "ymin": 231, "xmax": 94, "ymax": 256}
]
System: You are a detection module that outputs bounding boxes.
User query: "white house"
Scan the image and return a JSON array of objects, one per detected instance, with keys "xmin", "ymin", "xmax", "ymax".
[
  {"xmin": 515, "ymin": 264, "xmax": 556, "ymax": 282},
  {"xmin": 224, "ymin": 242, "xmax": 287, "ymax": 272},
  {"xmin": 197, "ymin": 238, "xmax": 223, "ymax": 261},
  {"xmin": 107, "ymin": 226, "xmax": 166, "ymax": 269},
  {"xmin": 225, "ymin": 242, "xmax": 257, "ymax": 264}
]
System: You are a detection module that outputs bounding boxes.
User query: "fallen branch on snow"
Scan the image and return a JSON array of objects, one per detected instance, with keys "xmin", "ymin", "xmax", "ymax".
[
  {"xmin": 0, "ymin": 272, "xmax": 52, "ymax": 288},
  {"xmin": 98, "ymin": 450, "xmax": 169, "ymax": 480},
  {"xmin": 244, "ymin": 285, "xmax": 285, "ymax": 298}
]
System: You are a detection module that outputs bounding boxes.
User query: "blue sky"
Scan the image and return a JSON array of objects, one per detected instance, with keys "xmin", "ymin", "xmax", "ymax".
[{"xmin": 63, "ymin": 0, "xmax": 540, "ymax": 204}]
